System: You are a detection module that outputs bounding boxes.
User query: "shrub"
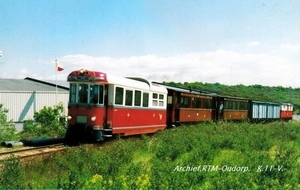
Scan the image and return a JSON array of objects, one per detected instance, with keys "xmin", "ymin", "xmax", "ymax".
[
  {"xmin": 0, "ymin": 104, "xmax": 19, "ymax": 142},
  {"xmin": 20, "ymin": 103, "xmax": 66, "ymax": 139},
  {"xmin": 0, "ymin": 155, "xmax": 25, "ymax": 189}
]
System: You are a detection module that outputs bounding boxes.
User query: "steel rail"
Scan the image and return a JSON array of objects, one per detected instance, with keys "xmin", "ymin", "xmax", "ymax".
[{"xmin": 0, "ymin": 143, "xmax": 65, "ymax": 161}]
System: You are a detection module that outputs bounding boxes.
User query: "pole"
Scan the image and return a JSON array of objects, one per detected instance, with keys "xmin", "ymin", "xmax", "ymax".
[{"xmin": 55, "ymin": 60, "xmax": 57, "ymax": 104}]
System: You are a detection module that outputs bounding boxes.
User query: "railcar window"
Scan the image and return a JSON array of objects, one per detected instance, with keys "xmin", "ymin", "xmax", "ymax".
[
  {"xmin": 181, "ymin": 97, "xmax": 189, "ymax": 108},
  {"xmin": 239, "ymin": 102, "xmax": 248, "ymax": 110},
  {"xmin": 134, "ymin": 90, "xmax": 141, "ymax": 106},
  {"xmin": 89, "ymin": 85, "xmax": 104, "ymax": 104},
  {"xmin": 99, "ymin": 85, "xmax": 104, "ymax": 104},
  {"xmin": 224, "ymin": 101, "xmax": 232, "ymax": 109},
  {"xmin": 159, "ymin": 96, "xmax": 164, "ymax": 106},
  {"xmin": 159, "ymin": 94, "xmax": 164, "ymax": 106},
  {"xmin": 167, "ymin": 96, "xmax": 172, "ymax": 104},
  {"xmin": 203, "ymin": 99, "xmax": 212, "ymax": 109},
  {"xmin": 152, "ymin": 93, "xmax": 158, "ymax": 106},
  {"xmin": 192, "ymin": 98, "xmax": 201, "ymax": 108},
  {"xmin": 233, "ymin": 101, "xmax": 238, "ymax": 109},
  {"xmin": 125, "ymin": 90, "xmax": 133, "ymax": 106},
  {"xmin": 115, "ymin": 87, "xmax": 124, "ymax": 105},
  {"xmin": 153, "ymin": 101, "xmax": 158, "ymax": 106},
  {"xmin": 90, "ymin": 85, "xmax": 99, "ymax": 104},
  {"xmin": 143, "ymin": 92, "xmax": 149, "ymax": 107},
  {"xmin": 69, "ymin": 83, "xmax": 77, "ymax": 103},
  {"xmin": 224, "ymin": 101, "xmax": 241, "ymax": 110},
  {"xmin": 78, "ymin": 84, "xmax": 88, "ymax": 103},
  {"xmin": 159, "ymin": 94, "xmax": 164, "ymax": 99}
]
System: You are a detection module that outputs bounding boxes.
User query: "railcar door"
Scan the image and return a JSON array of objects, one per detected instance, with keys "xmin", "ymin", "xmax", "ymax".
[
  {"xmin": 174, "ymin": 92, "xmax": 181, "ymax": 125},
  {"xmin": 215, "ymin": 97, "xmax": 224, "ymax": 120},
  {"xmin": 167, "ymin": 94, "xmax": 174, "ymax": 127},
  {"xmin": 103, "ymin": 84, "xmax": 109, "ymax": 127},
  {"xmin": 166, "ymin": 90, "xmax": 180, "ymax": 127}
]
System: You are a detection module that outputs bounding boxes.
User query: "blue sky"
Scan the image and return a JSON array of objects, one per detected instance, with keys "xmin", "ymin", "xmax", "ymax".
[{"xmin": 0, "ymin": 0, "xmax": 299, "ymax": 87}]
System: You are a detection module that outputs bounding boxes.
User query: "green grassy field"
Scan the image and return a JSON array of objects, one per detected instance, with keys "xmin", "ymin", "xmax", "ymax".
[{"xmin": 1, "ymin": 121, "xmax": 300, "ymax": 189}]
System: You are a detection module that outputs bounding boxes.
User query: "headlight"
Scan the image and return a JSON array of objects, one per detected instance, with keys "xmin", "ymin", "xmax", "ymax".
[
  {"xmin": 91, "ymin": 116, "xmax": 96, "ymax": 121},
  {"xmin": 67, "ymin": 116, "xmax": 72, "ymax": 120}
]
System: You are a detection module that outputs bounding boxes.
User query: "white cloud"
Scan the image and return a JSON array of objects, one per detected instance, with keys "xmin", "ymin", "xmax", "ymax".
[
  {"xmin": 246, "ymin": 41, "xmax": 261, "ymax": 46},
  {"xmin": 47, "ymin": 49, "xmax": 298, "ymax": 88},
  {"xmin": 281, "ymin": 44, "xmax": 300, "ymax": 51}
]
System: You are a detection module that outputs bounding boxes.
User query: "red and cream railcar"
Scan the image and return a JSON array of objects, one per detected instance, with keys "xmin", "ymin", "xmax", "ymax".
[
  {"xmin": 280, "ymin": 103, "xmax": 293, "ymax": 120},
  {"xmin": 65, "ymin": 69, "xmax": 167, "ymax": 143}
]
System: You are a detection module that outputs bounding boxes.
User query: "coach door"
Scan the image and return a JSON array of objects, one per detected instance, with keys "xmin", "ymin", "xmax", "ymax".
[
  {"xmin": 103, "ymin": 84, "xmax": 110, "ymax": 129},
  {"xmin": 174, "ymin": 92, "xmax": 180, "ymax": 124},
  {"xmin": 166, "ymin": 91, "xmax": 180, "ymax": 127},
  {"xmin": 213, "ymin": 97, "xmax": 224, "ymax": 121}
]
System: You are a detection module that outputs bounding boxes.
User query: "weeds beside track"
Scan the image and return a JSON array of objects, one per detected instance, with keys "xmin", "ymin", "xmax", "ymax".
[{"xmin": 1, "ymin": 121, "xmax": 300, "ymax": 189}]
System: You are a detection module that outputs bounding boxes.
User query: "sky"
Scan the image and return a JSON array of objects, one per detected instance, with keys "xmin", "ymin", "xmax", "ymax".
[{"xmin": 0, "ymin": 0, "xmax": 300, "ymax": 88}]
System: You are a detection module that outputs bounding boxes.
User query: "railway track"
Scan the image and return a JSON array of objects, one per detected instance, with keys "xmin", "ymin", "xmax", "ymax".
[{"xmin": 0, "ymin": 143, "xmax": 65, "ymax": 161}]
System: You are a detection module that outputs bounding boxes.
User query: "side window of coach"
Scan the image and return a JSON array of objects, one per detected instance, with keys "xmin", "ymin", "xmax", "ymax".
[
  {"xmin": 115, "ymin": 87, "xmax": 124, "ymax": 105},
  {"xmin": 203, "ymin": 99, "xmax": 212, "ymax": 109},
  {"xmin": 159, "ymin": 94, "xmax": 164, "ymax": 107},
  {"xmin": 152, "ymin": 93, "xmax": 158, "ymax": 106},
  {"xmin": 181, "ymin": 97, "xmax": 189, "ymax": 108},
  {"xmin": 134, "ymin": 90, "xmax": 142, "ymax": 106},
  {"xmin": 125, "ymin": 90, "xmax": 133, "ymax": 106},
  {"xmin": 192, "ymin": 98, "xmax": 201, "ymax": 108},
  {"xmin": 143, "ymin": 92, "xmax": 149, "ymax": 107}
]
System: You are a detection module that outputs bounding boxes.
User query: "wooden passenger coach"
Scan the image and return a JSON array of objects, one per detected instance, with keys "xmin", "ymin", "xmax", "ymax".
[
  {"xmin": 215, "ymin": 96, "xmax": 250, "ymax": 121},
  {"xmin": 155, "ymin": 84, "xmax": 216, "ymax": 126}
]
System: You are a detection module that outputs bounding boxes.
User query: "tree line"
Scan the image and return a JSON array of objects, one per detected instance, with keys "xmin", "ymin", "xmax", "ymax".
[{"xmin": 164, "ymin": 81, "xmax": 300, "ymax": 114}]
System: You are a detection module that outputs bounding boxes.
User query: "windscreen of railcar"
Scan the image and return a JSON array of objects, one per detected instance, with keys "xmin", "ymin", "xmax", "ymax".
[{"xmin": 69, "ymin": 83, "xmax": 104, "ymax": 104}]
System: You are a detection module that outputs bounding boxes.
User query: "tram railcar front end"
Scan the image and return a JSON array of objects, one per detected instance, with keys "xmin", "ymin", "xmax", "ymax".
[{"xmin": 65, "ymin": 69, "xmax": 110, "ymax": 143}]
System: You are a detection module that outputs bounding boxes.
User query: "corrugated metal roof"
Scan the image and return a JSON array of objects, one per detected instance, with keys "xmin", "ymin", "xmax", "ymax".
[
  {"xmin": 0, "ymin": 78, "xmax": 69, "ymax": 91},
  {"xmin": 25, "ymin": 77, "xmax": 69, "ymax": 89}
]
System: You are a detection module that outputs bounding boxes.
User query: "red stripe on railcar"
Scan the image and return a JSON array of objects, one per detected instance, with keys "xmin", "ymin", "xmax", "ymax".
[{"xmin": 106, "ymin": 107, "xmax": 167, "ymax": 135}]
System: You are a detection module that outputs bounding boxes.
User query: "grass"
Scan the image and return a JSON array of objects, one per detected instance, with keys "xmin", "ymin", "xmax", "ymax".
[{"xmin": 1, "ymin": 121, "xmax": 300, "ymax": 189}]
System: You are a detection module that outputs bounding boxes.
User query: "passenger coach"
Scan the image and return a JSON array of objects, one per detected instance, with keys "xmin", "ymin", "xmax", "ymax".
[
  {"xmin": 215, "ymin": 96, "xmax": 250, "ymax": 121},
  {"xmin": 65, "ymin": 69, "xmax": 167, "ymax": 143},
  {"xmin": 156, "ymin": 84, "xmax": 215, "ymax": 126}
]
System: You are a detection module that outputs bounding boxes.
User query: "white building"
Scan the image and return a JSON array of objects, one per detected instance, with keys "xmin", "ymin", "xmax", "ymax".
[{"xmin": 0, "ymin": 77, "xmax": 69, "ymax": 131}]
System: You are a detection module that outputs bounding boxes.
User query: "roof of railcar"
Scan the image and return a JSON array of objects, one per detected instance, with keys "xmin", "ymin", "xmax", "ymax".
[
  {"xmin": 68, "ymin": 69, "xmax": 167, "ymax": 94},
  {"xmin": 153, "ymin": 82, "xmax": 217, "ymax": 96},
  {"xmin": 251, "ymin": 100, "xmax": 281, "ymax": 105},
  {"xmin": 216, "ymin": 94, "xmax": 250, "ymax": 101},
  {"xmin": 110, "ymin": 75, "xmax": 167, "ymax": 93}
]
